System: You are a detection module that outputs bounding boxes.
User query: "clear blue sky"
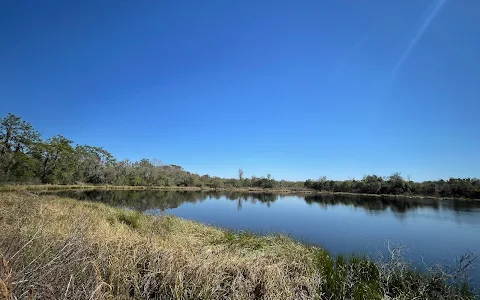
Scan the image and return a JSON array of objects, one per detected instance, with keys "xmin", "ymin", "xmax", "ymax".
[{"xmin": 1, "ymin": 0, "xmax": 479, "ymax": 181}]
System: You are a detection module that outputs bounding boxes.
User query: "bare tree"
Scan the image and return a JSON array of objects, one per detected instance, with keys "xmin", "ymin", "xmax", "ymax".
[{"xmin": 238, "ymin": 168, "xmax": 244, "ymax": 181}]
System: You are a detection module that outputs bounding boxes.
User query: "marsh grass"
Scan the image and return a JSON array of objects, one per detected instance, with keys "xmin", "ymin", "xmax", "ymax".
[
  {"xmin": 114, "ymin": 210, "xmax": 143, "ymax": 229},
  {"xmin": 0, "ymin": 192, "xmax": 476, "ymax": 299}
]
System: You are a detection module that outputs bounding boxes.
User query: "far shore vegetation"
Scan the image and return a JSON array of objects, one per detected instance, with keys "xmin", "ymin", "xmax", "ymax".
[
  {"xmin": 0, "ymin": 191, "xmax": 477, "ymax": 299},
  {"xmin": 1, "ymin": 113, "xmax": 479, "ymax": 200}
]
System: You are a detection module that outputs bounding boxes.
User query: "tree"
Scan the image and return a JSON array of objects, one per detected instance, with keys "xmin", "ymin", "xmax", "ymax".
[
  {"xmin": 361, "ymin": 175, "xmax": 384, "ymax": 194},
  {"xmin": 305, "ymin": 179, "xmax": 313, "ymax": 189},
  {"xmin": 0, "ymin": 113, "xmax": 40, "ymax": 155},
  {"xmin": 209, "ymin": 177, "xmax": 224, "ymax": 190},
  {"xmin": 386, "ymin": 173, "xmax": 406, "ymax": 195},
  {"xmin": 75, "ymin": 145, "xmax": 115, "ymax": 184},
  {"xmin": 238, "ymin": 168, "xmax": 244, "ymax": 181},
  {"xmin": 0, "ymin": 113, "xmax": 40, "ymax": 181},
  {"xmin": 35, "ymin": 135, "xmax": 75, "ymax": 184}
]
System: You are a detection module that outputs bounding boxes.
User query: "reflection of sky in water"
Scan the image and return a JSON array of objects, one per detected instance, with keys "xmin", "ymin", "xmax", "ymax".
[
  {"xmin": 151, "ymin": 196, "xmax": 480, "ymax": 287},
  {"xmin": 55, "ymin": 190, "xmax": 480, "ymax": 288}
]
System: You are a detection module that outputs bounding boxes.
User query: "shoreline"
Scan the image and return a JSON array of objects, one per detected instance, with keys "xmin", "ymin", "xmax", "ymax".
[
  {"xmin": 1, "ymin": 184, "xmax": 479, "ymax": 201},
  {"xmin": 0, "ymin": 191, "xmax": 475, "ymax": 299}
]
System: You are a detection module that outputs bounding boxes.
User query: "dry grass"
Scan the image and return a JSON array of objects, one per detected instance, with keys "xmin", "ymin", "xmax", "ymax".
[
  {"xmin": 0, "ymin": 192, "xmax": 476, "ymax": 299},
  {"xmin": 0, "ymin": 184, "xmax": 198, "ymax": 192}
]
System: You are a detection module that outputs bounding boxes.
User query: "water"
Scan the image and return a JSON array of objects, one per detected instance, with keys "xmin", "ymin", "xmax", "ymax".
[{"xmin": 54, "ymin": 189, "xmax": 480, "ymax": 287}]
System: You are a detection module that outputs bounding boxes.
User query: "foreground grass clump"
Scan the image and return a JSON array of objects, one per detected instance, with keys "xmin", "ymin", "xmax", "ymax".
[{"xmin": 0, "ymin": 192, "xmax": 475, "ymax": 299}]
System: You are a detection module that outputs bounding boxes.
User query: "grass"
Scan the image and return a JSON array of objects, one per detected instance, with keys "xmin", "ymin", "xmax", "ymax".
[
  {"xmin": 0, "ymin": 191, "xmax": 476, "ymax": 299},
  {"xmin": 0, "ymin": 184, "xmax": 199, "ymax": 192}
]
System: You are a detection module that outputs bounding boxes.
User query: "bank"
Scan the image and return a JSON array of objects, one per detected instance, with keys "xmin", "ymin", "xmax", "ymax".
[
  {"xmin": 1, "ymin": 184, "xmax": 479, "ymax": 201},
  {"xmin": 0, "ymin": 192, "xmax": 475, "ymax": 299}
]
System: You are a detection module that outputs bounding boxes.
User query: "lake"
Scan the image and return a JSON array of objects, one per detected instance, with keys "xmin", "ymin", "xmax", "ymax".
[{"xmin": 54, "ymin": 189, "xmax": 480, "ymax": 287}]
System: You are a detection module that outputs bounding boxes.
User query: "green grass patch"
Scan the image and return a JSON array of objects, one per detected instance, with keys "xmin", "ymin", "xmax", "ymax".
[{"xmin": 115, "ymin": 209, "xmax": 142, "ymax": 228}]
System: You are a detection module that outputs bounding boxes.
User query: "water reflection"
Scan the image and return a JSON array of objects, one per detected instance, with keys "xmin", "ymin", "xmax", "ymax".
[
  {"xmin": 52, "ymin": 190, "xmax": 480, "ymax": 214},
  {"xmin": 51, "ymin": 189, "xmax": 480, "ymax": 287},
  {"xmin": 305, "ymin": 194, "xmax": 441, "ymax": 213}
]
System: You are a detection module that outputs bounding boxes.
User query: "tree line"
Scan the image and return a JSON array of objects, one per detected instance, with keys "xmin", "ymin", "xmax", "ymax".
[
  {"xmin": 305, "ymin": 174, "xmax": 480, "ymax": 200},
  {"xmin": 0, "ymin": 113, "xmax": 285, "ymax": 188},
  {"xmin": 1, "ymin": 113, "xmax": 478, "ymax": 199}
]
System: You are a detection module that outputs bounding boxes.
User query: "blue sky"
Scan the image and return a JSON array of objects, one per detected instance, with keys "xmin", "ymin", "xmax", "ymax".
[{"xmin": 1, "ymin": 0, "xmax": 479, "ymax": 181}]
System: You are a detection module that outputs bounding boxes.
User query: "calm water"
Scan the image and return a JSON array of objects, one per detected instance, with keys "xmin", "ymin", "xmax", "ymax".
[{"xmin": 54, "ymin": 190, "xmax": 480, "ymax": 287}]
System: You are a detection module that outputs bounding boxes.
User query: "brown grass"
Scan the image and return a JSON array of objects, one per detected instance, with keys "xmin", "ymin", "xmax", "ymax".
[
  {"xmin": 0, "ymin": 192, "xmax": 324, "ymax": 299},
  {"xmin": 0, "ymin": 192, "xmax": 476, "ymax": 299}
]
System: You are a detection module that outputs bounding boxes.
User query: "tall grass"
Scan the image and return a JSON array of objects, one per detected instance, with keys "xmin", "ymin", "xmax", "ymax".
[{"xmin": 0, "ymin": 192, "xmax": 476, "ymax": 299}]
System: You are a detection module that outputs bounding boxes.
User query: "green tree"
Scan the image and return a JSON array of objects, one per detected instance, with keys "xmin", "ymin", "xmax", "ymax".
[
  {"xmin": 209, "ymin": 177, "xmax": 224, "ymax": 190},
  {"xmin": 75, "ymin": 145, "xmax": 115, "ymax": 184},
  {"xmin": 35, "ymin": 135, "xmax": 75, "ymax": 184},
  {"xmin": 361, "ymin": 175, "xmax": 384, "ymax": 194},
  {"xmin": 0, "ymin": 113, "xmax": 40, "ymax": 181},
  {"xmin": 386, "ymin": 173, "xmax": 407, "ymax": 195}
]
